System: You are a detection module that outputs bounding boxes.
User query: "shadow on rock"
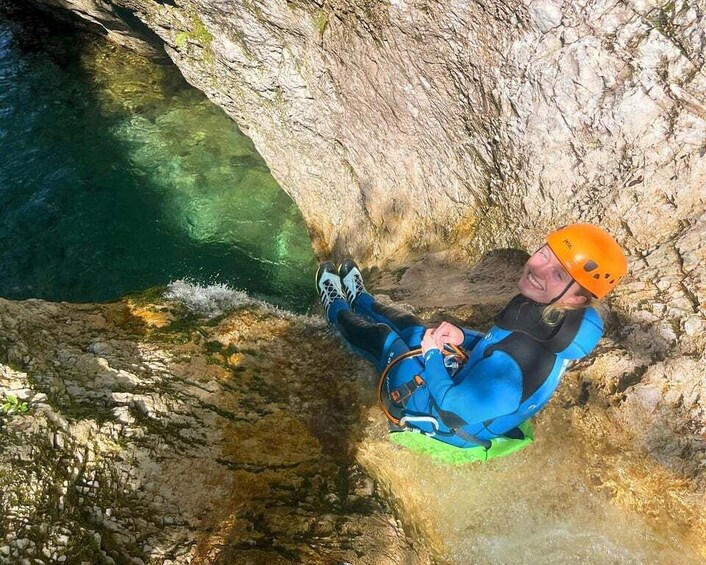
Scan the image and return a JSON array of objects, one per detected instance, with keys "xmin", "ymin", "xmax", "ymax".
[{"xmin": 0, "ymin": 293, "xmax": 429, "ymax": 565}]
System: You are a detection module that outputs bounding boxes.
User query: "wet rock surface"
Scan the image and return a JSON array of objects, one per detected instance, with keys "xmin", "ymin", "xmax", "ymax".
[
  {"xmin": 365, "ymin": 251, "xmax": 706, "ymax": 562},
  {"xmin": 0, "ymin": 293, "xmax": 430, "ymax": 564},
  {"xmin": 0, "ymin": 253, "xmax": 704, "ymax": 563},
  {"xmin": 19, "ymin": 0, "xmax": 705, "ymax": 264}
]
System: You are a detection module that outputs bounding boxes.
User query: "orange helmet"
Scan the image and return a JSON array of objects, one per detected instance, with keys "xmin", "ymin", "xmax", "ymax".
[{"xmin": 546, "ymin": 224, "xmax": 628, "ymax": 299}]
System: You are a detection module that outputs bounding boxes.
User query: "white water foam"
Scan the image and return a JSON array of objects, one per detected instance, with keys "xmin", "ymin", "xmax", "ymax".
[
  {"xmin": 164, "ymin": 279, "xmax": 252, "ymax": 318},
  {"xmin": 163, "ymin": 279, "xmax": 320, "ymax": 325}
]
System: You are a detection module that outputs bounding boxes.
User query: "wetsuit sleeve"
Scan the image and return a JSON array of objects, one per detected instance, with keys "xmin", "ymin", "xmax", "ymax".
[
  {"xmin": 461, "ymin": 328, "xmax": 484, "ymax": 351},
  {"xmin": 422, "ymin": 349, "xmax": 522, "ymax": 426}
]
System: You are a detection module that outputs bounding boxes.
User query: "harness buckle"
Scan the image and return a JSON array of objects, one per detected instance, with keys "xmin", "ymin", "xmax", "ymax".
[
  {"xmin": 377, "ymin": 345, "xmax": 468, "ymax": 429},
  {"xmin": 389, "ymin": 375, "xmax": 426, "ymax": 406},
  {"xmin": 399, "ymin": 415, "xmax": 440, "ymax": 437}
]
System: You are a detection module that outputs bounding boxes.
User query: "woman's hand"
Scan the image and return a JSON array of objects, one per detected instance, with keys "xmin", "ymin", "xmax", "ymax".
[
  {"xmin": 433, "ymin": 322, "xmax": 464, "ymax": 347},
  {"xmin": 421, "ymin": 328, "xmax": 441, "ymax": 355},
  {"xmin": 421, "ymin": 322, "xmax": 464, "ymax": 355}
]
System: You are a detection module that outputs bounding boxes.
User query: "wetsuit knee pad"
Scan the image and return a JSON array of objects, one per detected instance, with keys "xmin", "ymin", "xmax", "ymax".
[
  {"xmin": 371, "ymin": 301, "xmax": 422, "ymax": 330},
  {"xmin": 335, "ymin": 310, "xmax": 393, "ymax": 365},
  {"xmin": 352, "ymin": 295, "xmax": 426, "ymax": 346},
  {"xmin": 371, "ymin": 302, "xmax": 425, "ymax": 348}
]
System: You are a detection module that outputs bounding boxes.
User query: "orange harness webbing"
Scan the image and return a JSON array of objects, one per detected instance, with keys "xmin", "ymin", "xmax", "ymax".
[{"xmin": 377, "ymin": 344, "xmax": 467, "ymax": 426}]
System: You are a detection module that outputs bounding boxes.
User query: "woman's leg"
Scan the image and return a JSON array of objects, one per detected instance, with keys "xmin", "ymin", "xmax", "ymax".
[
  {"xmin": 353, "ymin": 293, "xmax": 425, "ymax": 348},
  {"xmin": 319, "ymin": 261, "xmax": 412, "ymax": 368},
  {"xmin": 334, "ymin": 309, "xmax": 414, "ymax": 371},
  {"xmin": 339, "ymin": 259, "xmax": 426, "ymax": 348},
  {"xmin": 318, "ymin": 260, "xmax": 427, "ymax": 421}
]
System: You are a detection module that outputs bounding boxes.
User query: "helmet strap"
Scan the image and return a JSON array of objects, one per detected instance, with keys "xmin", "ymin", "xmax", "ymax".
[{"xmin": 548, "ymin": 280, "xmax": 575, "ymax": 305}]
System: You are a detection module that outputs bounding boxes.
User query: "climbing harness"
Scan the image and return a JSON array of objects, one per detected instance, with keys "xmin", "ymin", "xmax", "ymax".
[
  {"xmin": 377, "ymin": 343, "xmax": 536, "ymax": 457},
  {"xmin": 375, "ymin": 344, "xmax": 498, "ymax": 448},
  {"xmin": 376, "ymin": 343, "xmax": 467, "ymax": 428}
]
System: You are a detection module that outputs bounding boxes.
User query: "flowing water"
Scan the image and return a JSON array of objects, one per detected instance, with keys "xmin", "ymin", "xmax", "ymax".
[
  {"xmin": 0, "ymin": 12, "xmax": 316, "ymax": 311},
  {"xmin": 359, "ymin": 379, "xmax": 705, "ymax": 564}
]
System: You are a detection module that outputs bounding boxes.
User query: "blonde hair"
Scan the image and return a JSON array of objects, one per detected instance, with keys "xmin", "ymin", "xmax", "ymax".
[{"xmin": 542, "ymin": 286, "xmax": 596, "ymax": 326}]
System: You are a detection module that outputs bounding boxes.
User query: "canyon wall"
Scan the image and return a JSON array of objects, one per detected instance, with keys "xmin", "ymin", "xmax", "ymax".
[
  {"xmin": 27, "ymin": 0, "xmax": 705, "ymax": 258},
  {"xmin": 2, "ymin": 1, "xmax": 705, "ymax": 561},
  {"xmin": 26, "ymin": 0, "xmax": 704, "ymax": 484},
  {"xmin": 0, "ymin": 290, "xmax": 431, "ymax": 564}
]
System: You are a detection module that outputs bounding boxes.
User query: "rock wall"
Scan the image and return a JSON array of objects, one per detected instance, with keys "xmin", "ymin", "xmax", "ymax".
[
  {"xmin": 3, "ymin": 0, "xmax": 705, "ymax": 561},
  {"xmin": 24, "ymin": 0, "xmax": 705, "ymax": 260},
  {"xmin": 0, "ymin": 290, "xmax": 430, "ymax": 564},
  {"xmin": 22, "ymin": 5, "xmax": 704, "ymax": 302}
]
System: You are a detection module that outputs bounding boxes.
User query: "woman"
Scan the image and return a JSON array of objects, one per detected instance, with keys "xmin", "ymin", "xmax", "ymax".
[{"xmin": 315, "ymin": 224, "xmax": 628, "ymax": 449}]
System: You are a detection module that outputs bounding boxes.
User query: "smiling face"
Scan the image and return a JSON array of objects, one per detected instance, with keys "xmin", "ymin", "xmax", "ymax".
[{"xmin": 518, "ymin": 245, "xmax": 588, "ymax": 306}]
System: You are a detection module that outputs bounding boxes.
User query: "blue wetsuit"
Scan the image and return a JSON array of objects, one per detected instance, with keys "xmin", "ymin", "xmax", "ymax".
[{"xmin": 331, "ymin": 292, "xmax": 603, "ymax": 448}]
